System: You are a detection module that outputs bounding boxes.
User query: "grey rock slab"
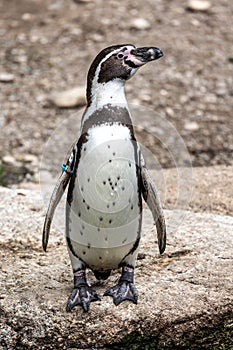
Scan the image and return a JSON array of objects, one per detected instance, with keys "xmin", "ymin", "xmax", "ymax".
[{"xmin": 0, "ymin": 187, "xmax": 232, "ymax": 349}]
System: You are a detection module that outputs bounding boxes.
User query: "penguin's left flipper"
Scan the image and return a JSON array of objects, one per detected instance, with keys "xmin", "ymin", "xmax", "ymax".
[
  {"xmin": 140, "ymin": 155, "xmax": 166, "ymax": 254},
  {"xmin": 42, "ymin": 152, "xmax": 75, "ymax": 251}
]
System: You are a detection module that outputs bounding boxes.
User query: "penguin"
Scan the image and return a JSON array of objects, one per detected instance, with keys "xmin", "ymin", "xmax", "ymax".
[{"xmin": 43, "ymin": 44, "xmax": 166, "ymax": 312}]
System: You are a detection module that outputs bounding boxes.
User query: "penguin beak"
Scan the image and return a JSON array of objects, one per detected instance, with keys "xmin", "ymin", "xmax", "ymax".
[{"xmin": 130, "ymin": 47, "xmax": 163, "ymax": 65}]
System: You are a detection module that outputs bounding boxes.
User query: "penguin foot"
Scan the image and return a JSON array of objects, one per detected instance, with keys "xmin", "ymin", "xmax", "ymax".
[
  {"xmin": 103, "ymin": 265, "xmax": 138, "ymax": 306},
  {"xmin": 66, "ymin": 285, "xmax": 100, "ymax": 312},
  {"xmin": 104, "ymin": 281, "xmax": 138, "ymax": 306},
  {"xmin": 66, "ymin": 269, "xmax": 100, "ymax": 312}
]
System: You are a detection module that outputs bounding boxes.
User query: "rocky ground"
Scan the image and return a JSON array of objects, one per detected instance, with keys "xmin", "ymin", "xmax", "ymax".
[
  {"xmin": 0, "ymin": 187, "xmax": 233, "ymax": 350},
  {"xmin": 0, "ymin": 0, "xmax": 233, "ymax": 349},
  {"xmin": 0, "ymin": 0, "xmax": 233, "ymax": 176}
]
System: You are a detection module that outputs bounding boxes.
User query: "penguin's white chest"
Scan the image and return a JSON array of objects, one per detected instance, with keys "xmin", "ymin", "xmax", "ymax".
[{"xmin": 67, "ymin": 123, "xmax": 141, "ymax": 270}]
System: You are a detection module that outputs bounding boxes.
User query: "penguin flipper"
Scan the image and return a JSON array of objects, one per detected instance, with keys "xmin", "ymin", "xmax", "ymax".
[
  {"xmin": 43, "ymin": 145, "xmax": 76, "ymax": 251},
  {"xmin": 42, "ymin": 169, "xmax": 71, "ymax": 251},
  {"xmin": 140, "ymin": 156, "xmax": 166, "ymax": 254}
]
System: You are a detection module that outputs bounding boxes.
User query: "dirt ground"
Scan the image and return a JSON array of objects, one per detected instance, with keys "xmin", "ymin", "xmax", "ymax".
[{"xmin": 0, "ymin": 0, "xmax": 232, "ymax": 214}]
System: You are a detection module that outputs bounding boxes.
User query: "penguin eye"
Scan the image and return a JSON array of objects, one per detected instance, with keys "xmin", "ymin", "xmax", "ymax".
[{"xmin": 117, "ymin": 53, "xmax": 124, "ymax": 59}]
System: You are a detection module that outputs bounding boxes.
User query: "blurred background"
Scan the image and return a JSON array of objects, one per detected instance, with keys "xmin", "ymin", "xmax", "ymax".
[{"xmin": 0, "ymin": 0, "xmax": 232, "ymax": 187}]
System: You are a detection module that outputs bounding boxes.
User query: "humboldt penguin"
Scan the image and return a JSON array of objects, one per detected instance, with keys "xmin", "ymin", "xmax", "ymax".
[{"xmin": 43, "ymin": 44, "xmax": 166, "ymax": 312}]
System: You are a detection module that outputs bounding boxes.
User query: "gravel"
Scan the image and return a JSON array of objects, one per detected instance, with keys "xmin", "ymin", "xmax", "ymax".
[{"xmin": 0, "ymin": 0, "xmax": 232, "ymax": 172}]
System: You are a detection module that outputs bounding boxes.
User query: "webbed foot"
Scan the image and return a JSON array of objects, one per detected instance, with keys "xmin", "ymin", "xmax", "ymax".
[
  {"xmin": 103, "ymin": 266, "xmax": 138, "ymax": 306},
  {"xmin": 104, "ymin": 281, "xmax": 138, "ymax": 306},
  {"xmin": 66, "ymin": 285, "xmax": 100, "ymax": 312},
  {"xmin": 66, "ymin": 269, "xmax": 100, "ymax": 312}
]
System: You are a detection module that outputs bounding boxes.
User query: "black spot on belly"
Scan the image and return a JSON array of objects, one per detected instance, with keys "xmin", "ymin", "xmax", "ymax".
[
  {"xmin": 122, "ymin": 238, "xmax": 127, "ymax": 244},
  {"xmin": 82, "ymin": 251, "xmax": 86, "ymax": 255},
  {"xmin": 97, "ymin": 227, "xmax": 101, "ymax": 232},
  {"xmin": 131, "ymin": 204, "xmax": 134, "ymax": 210},
  {"xmin": 87, "ymin": 205, "xmax": 90, "ymax": 210},
  {"xmin": 80, "ymin": 231, "xmax": 83, "ymax": 236},
  {"xmin": 99, "ymin": 216, "xmax": 103, "ymax": 221},
  {"xmin": 109, "ymin": 159, "xmax": 112, "ymax": 163},
  {"xmin": 109, "ymin": 219, "xmax": 112, "ymax": 224},
  {"xmin": 117, "ymin": 176, "xmax": 120, "ymax": 180},
  {"xmin": 78, "ymin": 211, "xmax": 81, "ymax": 217},
  {"xmin": 82, "ymin": 224, "xmax": 85, "ymax": 230},
  {"xmin": 122, "ymin": 186, "xmax": 125, "ymax": 191},
  {"xmin": 113, "ymin": 152, "xmax": 116, "ymax": 156},
  {"xmin": 103, "ymin": 181, "xmax": 106, "ymax": 185},
  {"xmin": 87, "ymin": 178, "xmax": 90, "ymax": 182},
  {"xmin": 87, "ymin": 243, "xmax": 91, "ymax": 249}
]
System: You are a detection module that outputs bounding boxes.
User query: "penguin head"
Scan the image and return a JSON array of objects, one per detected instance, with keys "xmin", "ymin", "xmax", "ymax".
[
  {"xmin": 86, "ymin": 44, "xmax": 163, "ymax": 105},
  {"xmin": 88, "ymin": 44, "xmax": 163, "ymax": 85}
]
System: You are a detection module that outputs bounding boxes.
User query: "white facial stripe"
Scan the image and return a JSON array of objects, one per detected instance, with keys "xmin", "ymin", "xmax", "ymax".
[
  {"xmin": 101, "ymin": 45, "xmax": 135, "ymax": 64},
  {"xmin": 82, "ymin": 46, "xmax": 135, "ymax": 126},
  {"xmin": 93, "ymin": 45, "xmax": 135, "ymax": 84}
]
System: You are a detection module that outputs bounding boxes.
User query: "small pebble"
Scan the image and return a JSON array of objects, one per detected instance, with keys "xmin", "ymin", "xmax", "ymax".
[
  {"xmin": 0, "ymin": 73, "xmax": 15, "ymax": 83},
  {"xmin": 89, "ymin": 33, "xmax": 104, "ymax": 43},
  {"xmin": 21, "ymin": 13, "xmax": 34, "ymax": 21},
  {"xmin": 47, "ymin": 86, "xmax": 86, "ymax": 108},
  {"xmin": 2, "ymin": 155, "xmax": 16, "ymax": 165},
  {"xmin": 187, "ymin": 0, "xmax": 211, "ymax": 12},
  {"xmin": 215, "ymin": 81, "xmax": 227, "ymax": 97},
  {"xmin": 160, "ymin": 89, "xmax": 168, "ymax": 96},
  {"xmin": 18, "ymin": 154, "xmax": 39, "ymax": 166},
  {"xmin": 166, "ymin": 107, "xmax": 175, "ymax": 117},
  {"xmin": 180, "ymin": 95, "xmax": 189, "ymax": 104},
  {"xmin": 129, "ymin": 18, "xmax": 151, "ymax": 30},
  {"xmin": 216, "ymin": 89, "xmax": 227, "ymax": 97},
  {"xmin": 191, "ymin": 18, "xmax": 200, "ymax": 26},
  {"xmin": 184, "ymin": 121, "xmax": 199, "ymax": 131}
]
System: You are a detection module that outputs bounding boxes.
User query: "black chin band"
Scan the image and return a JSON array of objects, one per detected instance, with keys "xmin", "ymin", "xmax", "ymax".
[{"xmin": 124, "ymin": 59, "xmax": 139, "ymax": 69}]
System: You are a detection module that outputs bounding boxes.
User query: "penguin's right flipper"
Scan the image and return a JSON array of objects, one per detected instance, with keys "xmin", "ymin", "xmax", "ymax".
[{"xmin": 42, "ymin": 151, "xmax": 75, "ymax": 251}]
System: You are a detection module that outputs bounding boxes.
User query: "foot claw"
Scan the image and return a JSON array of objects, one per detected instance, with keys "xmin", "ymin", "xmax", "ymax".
[
  {"xmin": 66, "ymin": 285, "xmax": 100, "ymax": 312},
  {"xmin": 104, "ymin": 281, "xmax": 138, "ymax": 306}
]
